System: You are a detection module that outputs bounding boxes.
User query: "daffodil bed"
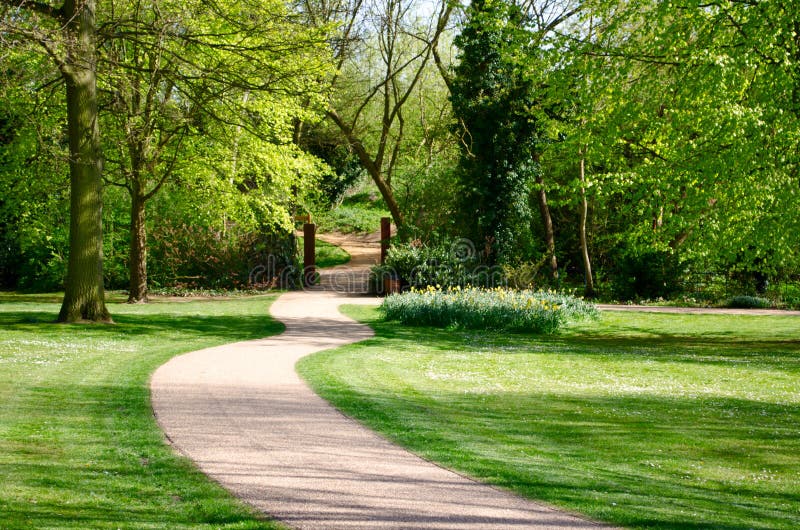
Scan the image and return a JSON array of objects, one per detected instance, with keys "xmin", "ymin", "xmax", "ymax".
[{"xmin": 381, "ymin": 286, "xmax": 597, "ymax": 332}]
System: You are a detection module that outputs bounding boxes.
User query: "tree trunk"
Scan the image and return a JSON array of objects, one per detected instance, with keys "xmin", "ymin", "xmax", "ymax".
[
  {"xmin": 578, "ymin": 154, "xmax": 595, "ymax": 297},
  {"xmin": 58, "ymin": 0, "xmax": 111, "ymax": 323},
  {"xmin": 127, "ymin": 188, "xmax": 148, "ymax": 303},
  {"xmin": 535, "ymin": 168, "xmax": 558, "ymax": 281},
  {"xmin": 326, "ymin": 110, "xmax": 405, "ymax": 230}
]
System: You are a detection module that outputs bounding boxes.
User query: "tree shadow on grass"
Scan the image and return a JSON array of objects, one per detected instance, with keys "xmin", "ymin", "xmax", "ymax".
[
  {"xmin": 311, "ymin": 381, "xmax": 800, "ymax": 530},
  {"xmin": 0, "ymin": 310, "xmax": 285, "ymax": 343},
  {"xmin": 1, "ymin": 377, "xmax": 287, "ymax": 529}
]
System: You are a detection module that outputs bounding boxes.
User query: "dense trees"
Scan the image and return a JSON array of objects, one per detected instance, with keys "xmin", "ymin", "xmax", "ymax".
[
  {"xmin": 98, "ymin": 0, "xmax": 329, "ymax": 302},
  {"xmin": 2, "ymin": 0, "xmax": 331, "ymax": 316},
  {"xmin": 299, "ymin": 0, "xmax": 454, "ymax": 232},
  {"xmin": 2, "ymin": 0, "xmax": 798, "ymax": 305}
]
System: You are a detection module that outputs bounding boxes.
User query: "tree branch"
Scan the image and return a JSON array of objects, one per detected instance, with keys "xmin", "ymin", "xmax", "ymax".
[{"xmin": 0, "ymin": 0, "xmax": 64, "ymax": 20}]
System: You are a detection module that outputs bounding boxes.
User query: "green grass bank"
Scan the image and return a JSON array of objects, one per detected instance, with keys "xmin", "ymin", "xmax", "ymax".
[
  {"xmin": 0, "ymin": 293, "xmax": 286, "ymax": 529},
  {"xmin": 298, "ymin": 306, "xmax": 800, "ymax": 529}
]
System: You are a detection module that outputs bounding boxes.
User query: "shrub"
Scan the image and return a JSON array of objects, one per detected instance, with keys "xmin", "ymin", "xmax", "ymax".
[
  {"xmin": 381, "ymin": 286, "xmax": 597, "ymax": 333},
  {"xmin": 610, "ymin": 249, "xmax": 684, "ymax": 301},
  {"xmin": 725, "ymin": 295, "xmax": 773, "ymax": 309},
  {"xmin": 380, "ymin": 238, "xmax": 504, "ymax": 290},
  {"xmin": 148, "ymin": 223, "xmax": 298, "ymax": 290},
  {"xmin": 776, "ymin": 283, "xmax": 800, "ymax": 309}
]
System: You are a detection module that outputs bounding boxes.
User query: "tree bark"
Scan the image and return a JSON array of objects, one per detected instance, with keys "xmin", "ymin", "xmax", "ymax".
[
  {"xmin": 326, "ymin": 109, "xmax": 405, "ymax": 229},
  {"xmin": 127, "ymin": 187, "xmax": 148, "ymax": 303},
  {"xmin": 58, "ymin": 0, "xmax": 111, "ymax": 323},
  {"xmin": 578, "ymin": 154, "xmax": 595, "ymax": 297},
  {"xmin": 534, "ymin": 165, "xmax": 558, "ymax": 281}
]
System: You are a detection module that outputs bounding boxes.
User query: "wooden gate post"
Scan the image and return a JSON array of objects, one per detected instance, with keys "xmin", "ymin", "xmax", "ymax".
[
  {"xmin": 380, "ymin": 217, "xmax": 391, "ymax": 264},
  {"xmin": 303, "ymin": 223, "xmax": 316, "ymax": 287}
]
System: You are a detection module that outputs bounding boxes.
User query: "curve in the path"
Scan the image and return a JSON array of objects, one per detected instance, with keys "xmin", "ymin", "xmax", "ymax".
[
  {"xmin": 151, "ymin": 290, "xmax": 611, "ymax": 529},
  {"xmin": 314, "ymin": 231, "xmax": 380, "ymax": 294}
]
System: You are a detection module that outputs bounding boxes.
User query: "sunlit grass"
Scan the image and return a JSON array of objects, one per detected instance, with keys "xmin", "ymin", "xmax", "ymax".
[
  {"xmin": 298, "ymin": 307, "xmax": 800, "ymax": 529},
  {"xmin": 0, "ymin": 294, "xmax": 286, "ymax": 529}
]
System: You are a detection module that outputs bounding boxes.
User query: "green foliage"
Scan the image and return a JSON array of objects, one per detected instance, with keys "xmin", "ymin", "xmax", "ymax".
[
  {"xmin": 301, "ymin": 129, "xmax": 364, "ymax": 207},
  {"xmin": 397, "ymin": 158, "xmax": 461, "ymax": 238},
  {"xmin": 148, "ymin": 221, "xmax": 296, "ymax": 290},
  {"xmin": 1, "ymin": 0, "xmax": 335, "ymax": 300},
  {"xmin": 776, "ymin": 283, "xmax": 800, "ymax": 309},
  {"xmin": 315, "ymin": 192, "xmax": 390, "ymax": 234},
  {"xmin": 450, "ymin": 0, "xmax": 543, "ymax": 263},
  {"xmin": 0, "ymin": 64, "xmax": 70, "ymax": 292},
  {"xmin": 380, "ymin": 238, "xmax": 498, "ymax": 289},
  {"xmin": 381, "ymin": 286, "xmax": 597, "ymax": 333},
  {"xmin": 610, "ymin": 248, "xmax": 685, "ymax": 301}
]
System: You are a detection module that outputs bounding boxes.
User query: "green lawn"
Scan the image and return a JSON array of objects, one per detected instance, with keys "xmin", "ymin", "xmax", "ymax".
[
  {"xmin": 0, "ymin": 293, "xmax": 287, "ymax": 530},
  {"xmin": 298, "ymin": 307, "xmax": 800, "ymax": 530}
]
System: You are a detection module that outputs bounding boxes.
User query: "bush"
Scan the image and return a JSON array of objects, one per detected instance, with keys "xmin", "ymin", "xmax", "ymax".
[
  {"xmin": 776, "ymin": 283, "xmax": 800, "ymax": 309},
  {"xmin": 725, "ymin": 295, "xmax": 774, "ymax": 309},
  {"xmin": 381, "ymin": 286, "xmax": 598, "ymax": 333},
  {"xmin": 379, "ymin": 238, "xmax": 504, "ymax": 290},
  {"xmin": 148, "ymin": 223, "xmax": 298, "ymax": 290},
  {"xmin": 610, "ymin": 249, "xmax": 684, "ymax": 301}
]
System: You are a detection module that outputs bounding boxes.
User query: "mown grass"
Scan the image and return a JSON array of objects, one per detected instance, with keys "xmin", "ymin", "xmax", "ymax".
[
  {"xmin": 0, "ymin": 293, "xmax": 286, "ymax": 529},
  {"xmin": 298, "ymin": 307, "xmax": 800, "ymax": 530}
]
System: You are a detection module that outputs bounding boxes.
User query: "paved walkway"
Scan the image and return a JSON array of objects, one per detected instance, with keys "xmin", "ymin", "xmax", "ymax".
[
  {"xmin": 314, "ymin": 231, "xmax": 380, "ymax": 294},
  {"xmin": 150, "ymin": 232, "xmax": 610, "ymax": 529}
]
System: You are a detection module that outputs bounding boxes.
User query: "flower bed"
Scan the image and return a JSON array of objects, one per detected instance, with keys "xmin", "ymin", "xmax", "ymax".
[{"xmin": 381, "ymin": 286, "xmax": 597, "ymax": 333}]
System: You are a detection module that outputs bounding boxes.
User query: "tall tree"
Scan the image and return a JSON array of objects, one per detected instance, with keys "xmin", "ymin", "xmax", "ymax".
[
  {"xmin": 450, "ymin": 0, "xmax": 544, "ymax": 264},
  {"xmin": 98, "ymin": 0, "xmax": 330, "ymax": 302},
  {"xmin": 2, "ymin": 0, "xmax": 111, "ymax": 322},
  {"xmin": 301, "ymin": 0, "xmax": 453, "ymax": 231}
]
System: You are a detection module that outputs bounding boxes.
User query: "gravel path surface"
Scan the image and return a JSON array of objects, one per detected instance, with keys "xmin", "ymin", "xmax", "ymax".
[
  {"xmin": 150, "ymin": 291, "xmax": 608, "ymax": 529},
  {"xmin": 150, "ymin": 231, "xmax": 611, "ymax": 529}
]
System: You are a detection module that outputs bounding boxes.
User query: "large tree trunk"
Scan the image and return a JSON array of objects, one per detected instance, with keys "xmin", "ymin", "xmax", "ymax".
[
  {"xmin": 127, "ymin": 188, "xmax": 148, "ymax": 303},
  {"xmin": 535, "ymin": 167, "xmax": 558, "ymax": 281},
  {"xmin": 58, "ymin": 0, "xmax": 111, "ymax": 323},
  {"xmin": 578, "ymin": 154, "xmax": 595, "ymax": 297}
]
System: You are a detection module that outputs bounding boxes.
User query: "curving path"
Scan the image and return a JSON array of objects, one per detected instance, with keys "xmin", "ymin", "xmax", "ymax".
[{"xmin": 150, "ymin": 233, "xmax": 610, "ymax": 529}]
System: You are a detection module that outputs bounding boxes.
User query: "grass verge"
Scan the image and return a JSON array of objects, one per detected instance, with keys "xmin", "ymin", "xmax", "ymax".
[
  {"xmin": 298, "ymin": 306, "xmax": 800, "ymax": 530},
  {"xmin": 0, "ymin": 293, "xmax": 286, "ymax": 529}
]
